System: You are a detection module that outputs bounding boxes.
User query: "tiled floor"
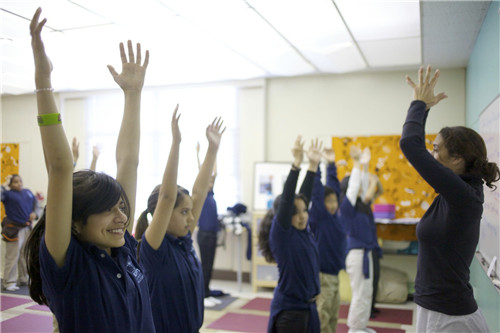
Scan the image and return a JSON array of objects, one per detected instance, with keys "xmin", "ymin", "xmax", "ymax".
[{"xmin": 0, "ymin": 279, "xmax": 417, "ymax": 333}]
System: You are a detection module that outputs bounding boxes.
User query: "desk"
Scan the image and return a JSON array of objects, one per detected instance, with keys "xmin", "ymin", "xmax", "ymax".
[{"xmin": 375, "ymin": 218, "xmax": 419, "ymax": 241}]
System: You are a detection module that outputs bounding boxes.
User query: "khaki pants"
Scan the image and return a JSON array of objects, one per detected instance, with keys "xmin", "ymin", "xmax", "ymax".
[
  {"xmin": 3, "ymin": 226, "xmax": 30, "ymax": 288},
  {"xmin": 317, "ymin": 272, "xmax": 341, "ymax": 333}
]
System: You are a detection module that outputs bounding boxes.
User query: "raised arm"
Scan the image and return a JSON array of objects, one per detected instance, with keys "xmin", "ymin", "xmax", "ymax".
[
  {"xmin": 71, "ymin": 137, "xmax": 79, "ymax": 170},
  {"xmin": 324, "ymin": 148, "xmax": 340, "ymax": 196},
  {"xmin": 345, "ymin": 146, "xmax": 363, "ymax": 206},
  {"xmin": 30, "ymin": 8, "xmax": 73, "ymax": 267},
  {"xmin": 145, "ymin": 106, "xmax": 181, "ymax": 250},
  {"xmin": 108, "ymin": 40, "xmax": 149, "ymax": 233},
  {"xmin": 299, "ymin": 138, "xmax": 322, "ymax": 204},
  {"xmin": 276, "ymin": 136, "xmax": 304, "ymax": 229},
  {"xmin": 89, "ymin": 145, "xmax": 100, "ymax": 171},
  {"xmin": 190, "ymin": 117, "xmax": 225, "ymax": 233}
]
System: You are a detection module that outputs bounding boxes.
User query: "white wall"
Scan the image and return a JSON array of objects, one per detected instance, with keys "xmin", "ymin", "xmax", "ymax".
[
  {"xmin": 1, "ymin": 68, "xmax": 466, "ymax": 275},
  {"xmin": 266, "ymin": 69, "xmax": 465, "ymax": 161}
]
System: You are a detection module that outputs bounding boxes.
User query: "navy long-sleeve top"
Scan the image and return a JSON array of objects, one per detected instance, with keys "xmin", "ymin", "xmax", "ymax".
[
  {"xmin": 268, "ymin": 167, "xmax": 320, "ymax": 333},
  {"xmin": 309, "ymin": 163, "xmax": 346, "ymax": 275},
  {"xmin": 400, "ymin": 100, "xmax": 483, "ymax": 315},
  {"xmin": 198, "ymin": 190, "xmax": 219, "ymax": 233},
  {"xmin": 1, "ymin": 187, "xmax": 36, "ymax": 223}
]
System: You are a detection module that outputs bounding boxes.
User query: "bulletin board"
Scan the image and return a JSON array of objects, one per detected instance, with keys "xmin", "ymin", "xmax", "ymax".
[
  {"xmin": 1, "ymin": 143, "xmax": 20, "ymax": 220},
  {"xmin": 331, "ymin": 134, "xmax": 438, "ymax": 219},
  {"xmin": 478, "ymin": 94, "xmax": 500, "ymax": 276}
]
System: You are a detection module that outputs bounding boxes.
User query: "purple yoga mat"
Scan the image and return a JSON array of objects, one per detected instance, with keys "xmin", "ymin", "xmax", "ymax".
[
  {"xmin": 207, "ymin": 312, "xmax": 269, "ymax": 333},
  {"xmin": 0, "ymin": 295, "xmax": 32, "ymax": 311},
  {"xmin": 1, "ymin": 313, "xmax": 53, "ymax": 332}
]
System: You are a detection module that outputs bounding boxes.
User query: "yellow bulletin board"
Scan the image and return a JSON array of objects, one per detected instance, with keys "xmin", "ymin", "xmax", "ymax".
[
  {"xmin": 1, "ymin": 143, "xmax": 20, "ymax": 220},
  {"xmin": 331, "ymin": 135, "xmax": 437, "ymax": 219}
]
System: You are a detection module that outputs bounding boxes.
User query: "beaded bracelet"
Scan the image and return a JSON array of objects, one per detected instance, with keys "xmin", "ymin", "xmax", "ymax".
[
  {"xmin": 37, "ymin": 113, "xmax": 61, "ymax": 126},
  {"xmin": 35, "ymin": 87, "xmax": 54, "ymax": 93}
]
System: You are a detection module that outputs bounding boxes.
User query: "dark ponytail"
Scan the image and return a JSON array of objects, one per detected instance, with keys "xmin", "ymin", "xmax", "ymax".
[
  {"xmin": 258, "ymin": 209, "xmax": 276, "ymax": 263},
  {"xmin": 25, "ymin": 211, "xmax": 48, "ymax": 305},
  {"xmin": 440, "ymin": 126, "xmax": 500, "ymax": 189}
]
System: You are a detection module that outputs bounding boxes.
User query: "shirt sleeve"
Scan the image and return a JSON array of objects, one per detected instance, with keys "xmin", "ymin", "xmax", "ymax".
[
  {"xmin": 346, "ymin": 167, "xmax": 361, "ymax": 206},
  {"xmin": 276, "ymin": 168, "xmax": 300, "ymax": 229},
  {"xmin": 326, "ymin": 162, "xmax": 340, "ymax": 197},
  {"xmin": 400, "ymin": 100, "xmax": 478, "ymax": 203}
]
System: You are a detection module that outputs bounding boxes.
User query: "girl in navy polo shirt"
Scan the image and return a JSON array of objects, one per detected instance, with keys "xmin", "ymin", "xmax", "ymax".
[
  {"xmin": 263, "ymin": 135, "xmax": 322, "ymax": 333},
  {"xmin": 308, "ymin": 148, "xmax": 346, "ymax": 333},
  {"xmin": 401, "ymin": 66, "xmax": 500, "ymax": 332},
  {"xmin": 137, "ymin": 113, "xmax": 225, "ymax": 333},
  {"xmin": 25, "ymin": 8, "xmax": 155, "ymax": 333},
  {"xmin": 340, "ymin": 146, "xmax": 380, "ymax": 333}
]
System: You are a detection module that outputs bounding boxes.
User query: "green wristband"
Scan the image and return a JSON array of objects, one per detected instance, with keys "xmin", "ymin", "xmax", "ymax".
[{"xmin": 37, "ymin": 113, "xmax": 61, "ymax": 126}]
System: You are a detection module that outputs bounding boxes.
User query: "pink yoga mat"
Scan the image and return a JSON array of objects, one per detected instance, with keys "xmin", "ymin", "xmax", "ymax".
[
  {"xmin": 336, "ymin": 323, "xmax": 405, "ymax": 333},
  {"xmin": 0, "ymin": 295, "xmax": 32, "ymax": 311},
  {"xmin": 339, "ymin": 304, "xmax": 413, "ymax": 325},
  {"xmin": 1, "ymin": 313, "xmax": 53, "ymax": 332},
  {"xmin": 240, "ymin": 297, "xmax": 272, "ymax": 311},
  {"xmin": 26, "ymin": 303, "xmax": 51, "ymax": 312},
  {"xmin": 207, "ymin": 312, "xmax": 269, "ymax": 333}
]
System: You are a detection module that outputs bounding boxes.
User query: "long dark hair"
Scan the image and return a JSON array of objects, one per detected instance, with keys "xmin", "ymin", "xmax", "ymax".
[
  {"xmin": 258, "ymin": 195, "xmax": 280, "ymax": 263},
  {"xmin": 25, "ymin": 170, "xmax": 130, "ymax": 305},
  {"xmin": 135, "ymin": 185, "xmax": 190, "ymax": 242},
  {"xmin": 439, "ymin": 126, "xmax": 500, "ymax": 189}
]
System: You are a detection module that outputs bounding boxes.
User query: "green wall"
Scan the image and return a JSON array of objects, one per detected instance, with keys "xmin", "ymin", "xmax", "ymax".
[{"xmin": 466, "ymin": 2, "xmax": 500, "ymax": 332}]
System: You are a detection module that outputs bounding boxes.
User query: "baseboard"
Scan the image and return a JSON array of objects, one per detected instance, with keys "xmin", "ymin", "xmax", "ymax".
[{"xmin": 212, "ymin": 269, "xmax": 250, "ymax": 283}]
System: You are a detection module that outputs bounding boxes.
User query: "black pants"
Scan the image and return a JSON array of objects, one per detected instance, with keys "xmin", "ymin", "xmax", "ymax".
[
  {"xmin": 197, "ymin": 229, "xmax": 217, "ymax": 297},
  {"xmin": 371, "ymin": 251, "xmax": 380, "ymax": 310},
  {"xmin": 275, "ymin": 310, "xmax": 310, "ymax": 333}
]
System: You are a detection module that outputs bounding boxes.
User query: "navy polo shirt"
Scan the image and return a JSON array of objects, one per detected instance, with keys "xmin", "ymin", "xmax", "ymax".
[
  {"xmin": 1, "ymin": 188, "xmax": 35, "ymax": 223},
  {"xmin": 270, "ymin": 218, "xmax": 320, "ymax": 304},
  {"xmin": 198, "ymin": 191, "xmax": 219, "ymax": 233},
  {"xmin": 39, "ymin": 231, "xmax": 155, "ymax": 333},
  {"xmin": 140, "ymin": 232, "xmax": 204, "ymax": 333}
]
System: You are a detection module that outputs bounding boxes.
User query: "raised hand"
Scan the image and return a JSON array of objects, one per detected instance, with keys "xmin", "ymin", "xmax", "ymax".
[
  {"xmin": 72, "ymin": 137, "xmax": 80, "ymax": 163},
  {"xmin": 92, "ymin": 146, "xmax": 100, "ymax": 159},
  {"xmin": 360, "ymin": 147, "xmax": 371, "ymax": 165},
  {"xmin": 406, "ymin": 65, "xmax": 447, "ymax": 110},
  {"xmin": 206, "ymin": 117, "xmax": 226, "ymax": 149},
  {"xmin": 171, "ymin": 104, "xmax": 181, "ymax": 144},
  {"xmin": 306, "ymin": 138, "xmax": 323, "ymax": 166},
  {"xmin": 30, "ymin": 8, "xmax": 53, "ymax": 84},
  {"xmin": 323, "ymin": 148, "xmax": 336, "ymax": 164},
  {"xmin": 107, "ymin": 40, "xmax": 149, "ymax": 93},
  {"xmin": 350, "ymin": 145, "xmax": 362, "ymax": 162},
  {"xmin": 292, "ymin": 135, "xmax": 304, "ymax": 167}
]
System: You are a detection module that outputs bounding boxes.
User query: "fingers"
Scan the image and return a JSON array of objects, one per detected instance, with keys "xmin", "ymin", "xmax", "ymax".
[
  {"xmin": 418, "ymin": 67, "xmax": 423, "ymax": 86},
  {"xmin": 143, "ymin": 50, "xmax": 150, "ymax": 68},
  {"xmin": 127, "ymin": 40, "xmax": 134, "ymax": 64},
  {"xmin": 436, "ymin": 92, "xmax": 448, "ymax": 103},
  {"xmin": 172, "ymin": 104, "xmax": 180, "ymax": 122},
  {"xmin": 136, "ymin": 43, "xmax": 142, "ymax": 65},
  {"xmin": 30, "ymin": 8, "xmax": 42, "ymax": 35},
  {"xmin": 107, "ymin": 65, "xmax": 118, "ymax": 78},
  {"xmin": 405, "ymin": 75, "xmax": 416, "ymax": 88},
  {"xmin": 424, "ymin": 65, "xmax": 431, "ymax": 84},
  {"xmin": 429, "ymin": 69, "xmax": 440, "ymax": 89}
]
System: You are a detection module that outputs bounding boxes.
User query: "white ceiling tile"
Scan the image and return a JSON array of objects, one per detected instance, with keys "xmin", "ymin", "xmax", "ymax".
[
  {"xmin": 359, "ymin": 37, "xmax": 421, "ymax": 68},
  {"xmin": 156, "ymin": 0, "xmax": 315, "ymax": 75},
  {"xmin": 1, "ymin": 0, "xmax": 110, "ymax": 31},
  {"xmin": 336, "ymin": 0, "xmax": 420, "ymax": 41},
  {"xmin": 303, "ymin": 44, "xmax": 367, "ymax": 73}
]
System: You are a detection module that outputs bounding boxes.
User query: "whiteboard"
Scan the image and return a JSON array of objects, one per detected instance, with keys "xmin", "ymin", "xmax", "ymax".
[{"xmin": 478, "ymin": 94, "xmax": 500, "ymax": 276}]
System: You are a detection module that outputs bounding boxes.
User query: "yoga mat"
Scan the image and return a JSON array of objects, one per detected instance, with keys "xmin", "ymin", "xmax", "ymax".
[
  {"xmin": 26, "ymin": 303, "xmax": 51, "ymax": 312},
  {"xmin": 206, "ymin": 296, "xmax": 238, "ymax": 311},
  {"xmin": 339, "ymin": 304, "xmax": 413, "ymax": 325},
  {"xmin": 0, "ymin": 313, "xmax": 53, "ymax": 332},
  {"xmin": 336, "ymin": 323, "xmax": 405, "ymax": 333},
  {"xmin": 207, "ymin": 312, "xmax": 269, "ymax": 332},
  {"xmin": 240, "ymin": 297, "xmax": 272, "ymax": 311},
  {"xmin": 0, "ymin": 295, "xmax": 32, "ymax": 311}
]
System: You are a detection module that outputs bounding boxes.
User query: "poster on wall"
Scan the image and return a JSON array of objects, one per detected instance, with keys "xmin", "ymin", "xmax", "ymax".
[
  {"xmin": 478, "ymin": 94, "xmax": 500, "ymax": 274},
  {"xmin": 1, "ymin": 143, "xmax": 20, "ymax": 220},
  {"xmin": 331, "ymin": 134, "xmax": 437, "ymax": 219}
]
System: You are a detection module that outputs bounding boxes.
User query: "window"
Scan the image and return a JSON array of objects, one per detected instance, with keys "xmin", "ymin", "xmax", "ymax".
[{"xmin": 85, "ymin": 84, "xmax": 239, "ymax": 226}]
